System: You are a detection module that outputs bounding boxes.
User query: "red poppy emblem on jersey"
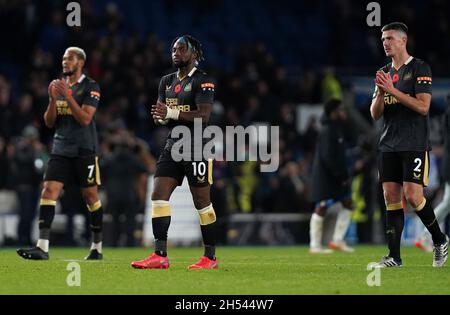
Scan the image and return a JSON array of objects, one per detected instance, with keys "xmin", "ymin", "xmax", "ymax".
[
  {"xmin": 174, "ymin": 84, "xmax": 181, "ymax": 93},
  {"xmin": 392, "ymin": 74, "xmax": 399, "ymax": 83}
]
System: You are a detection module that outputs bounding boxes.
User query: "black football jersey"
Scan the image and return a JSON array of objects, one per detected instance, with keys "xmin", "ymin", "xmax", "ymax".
[
  {"xmin": 373, "ymin": 57, "xmax": 432, "ymax": 152},
  {"xmin": 158, "ymin": 67, "xmax": 215, "ymax": 135},
  {"xmin": 52, "ymin": 74, "xmax": 100, "ymax": 157}
]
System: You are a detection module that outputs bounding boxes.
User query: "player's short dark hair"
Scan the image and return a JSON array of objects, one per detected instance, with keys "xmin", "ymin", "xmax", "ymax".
[
  {"xmin": 171, "ymin": 35, "xmax": 204, "ymax": 63},
  {"xmin": 381, "ymin": 22, "xmax": 408, "ymax": 35},
  {"xmin": 324, "ymin": 99, "xmax": 342, "ymax": 117}
]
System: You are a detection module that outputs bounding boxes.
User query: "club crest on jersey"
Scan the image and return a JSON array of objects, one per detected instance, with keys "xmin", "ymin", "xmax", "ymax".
[
  {"xmin": 403, "ymin": 72, "xmax": 412, "ymax": 80},
  {"xmin": 184, "ymin": 83, "xmax": 192, "ymax": 92}
]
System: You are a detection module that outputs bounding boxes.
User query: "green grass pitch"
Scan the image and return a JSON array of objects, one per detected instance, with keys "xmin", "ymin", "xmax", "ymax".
[{"xmin": 0, "ymin": 246, "xmax": 449, "ymax": 295}]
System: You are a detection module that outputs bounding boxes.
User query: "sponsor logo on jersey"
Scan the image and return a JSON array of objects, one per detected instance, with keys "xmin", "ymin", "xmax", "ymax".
[
  {"xmin": 384, "ymin": 94, "xmax": 400, "ymax": 105},
  {"xmin": 384, "ymin": 92, "xmax": 410, "ymax": 106},
  {"xmin": 171, "ymin": 105, "xmax": 191, "ymax": 112},
  {"xmin": 165, "ymin": 98, "xmax": 191, "ymax": 112},
  {"xmin": 56, "ymin": 100, "xmax": 73, "ymax": 116},
  {"xmin": 166, "ymin": 98, "xmax": 178, "ymax": 106}
]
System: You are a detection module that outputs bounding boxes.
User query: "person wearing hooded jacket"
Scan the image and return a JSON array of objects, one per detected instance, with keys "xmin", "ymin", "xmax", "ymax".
[{"xmin": 309, "ymin": 99, "xmax": 354, "ymax": 253}]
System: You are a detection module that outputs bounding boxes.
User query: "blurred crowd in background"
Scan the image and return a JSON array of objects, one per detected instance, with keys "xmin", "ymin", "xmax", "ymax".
[{"xmin": 1, "ymin": 0, "xmax": 449, "ymax": 246}]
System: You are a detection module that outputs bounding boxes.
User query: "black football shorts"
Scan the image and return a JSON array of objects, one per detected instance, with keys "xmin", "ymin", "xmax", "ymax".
[
  {"xmin": 378, "ymin": 151, "xmax": 429, "ymax": 186},
  {"xmin": 44, "ymin": 154, "xmax": 101, "ymax": 187},
  {"xmin": 154, "ymin": 147, "xmax": 213, "ymax": 187}
]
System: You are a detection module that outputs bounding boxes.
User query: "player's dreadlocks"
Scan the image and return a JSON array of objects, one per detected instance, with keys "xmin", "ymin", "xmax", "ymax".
[{"xmin": 172, "ymin": 35, "xmax": 204, "ymax": 64}]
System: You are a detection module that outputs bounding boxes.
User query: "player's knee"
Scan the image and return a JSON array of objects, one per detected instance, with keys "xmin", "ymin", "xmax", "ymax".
[
  {"xmin": 151, "ymin": 190, "xmax": 170, "ymax": 201},
  {"xmin": 194, "ymin": 200, "xmax": 210, "ymax": 210},
  {"xmin": 87, "ymin": 200, "xmax": 102, "ymax": 212},
  {"xmin": 383, "ymin": 189, "xmax": 399, "ymax": 204},
  {"xmin": 41, "ymin": 185, "xmax": 58, "ymax": 200},
  {"xmin": 192, "ymin": 195, "xmax": 210, "ymax": 210},
  {"xmin": 82, "ymin": 190, "xmax": 99, "ymax": 205},
  {"xmin": 404, "ymin": 193, "xmax": 423, "ymax": 209},
  {"xmin": 197, "ymin": 203, "xmax": 216, "ymax": 225},
  {"xmin": 403, "ymin": 186, "xmax": 423, "ymax": 208}
]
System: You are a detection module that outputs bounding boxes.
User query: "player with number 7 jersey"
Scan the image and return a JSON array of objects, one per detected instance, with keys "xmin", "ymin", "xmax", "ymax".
[{"xmin": 17, "ymin": 47, "xmax": 104, "ymax": 262}]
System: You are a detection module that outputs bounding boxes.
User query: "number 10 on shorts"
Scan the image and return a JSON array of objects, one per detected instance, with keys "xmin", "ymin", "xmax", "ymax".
[
  {"xmin": 192, "ymin": 162, "xmax": 206, "ymax": 176},
  {"xmin": 192, "ymin": 160, "xmax": 213, "ymax": 185}
]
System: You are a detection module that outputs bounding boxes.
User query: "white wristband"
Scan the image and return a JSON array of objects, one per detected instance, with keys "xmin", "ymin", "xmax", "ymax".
[{"xmin": 165, "ymin": 107, "xmax": 180, "ymax": 120}]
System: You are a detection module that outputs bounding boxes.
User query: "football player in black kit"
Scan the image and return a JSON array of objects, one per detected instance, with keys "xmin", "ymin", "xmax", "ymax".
[
  {"xmin": 131, "ymin": 35, "xmax": 218, "ymax": 269},
  {"xmin": 17, "ymin": 47, "xmax": 104, "ymax": 260},
  {"xmin": 370, "ymin": 23, "xmax": 448, "ymax": 268}
]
